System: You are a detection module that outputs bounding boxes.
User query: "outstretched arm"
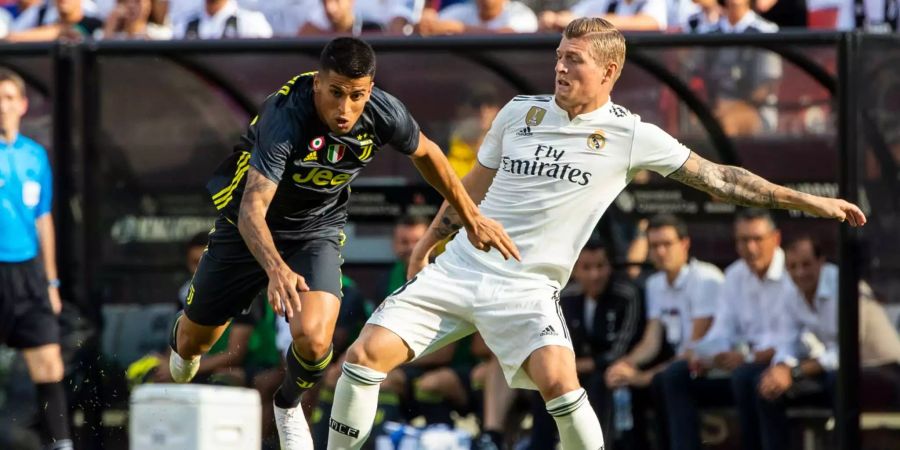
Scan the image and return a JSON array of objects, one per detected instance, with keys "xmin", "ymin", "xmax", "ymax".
[
  {"xmin": 409, "ymin": 133, "xmax": 520, "ymax": 272},
  {"xmin": 407, "ymin": 162, "xmax": 502, "ymax": 278},
  {"xmin": 668, "ymin": 152, "xmax": 866, "ymax": 226}
]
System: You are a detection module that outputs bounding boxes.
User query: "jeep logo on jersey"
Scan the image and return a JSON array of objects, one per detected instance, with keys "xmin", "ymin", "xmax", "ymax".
[
  {"xmin": 526, "ymin": 106, "xmax": 547, "ymax": 127},
  {"xmin": 588, "ymin": 131, "xmax": 606, "ymax": 151},
  {"xmin": 326, "ymin": 144, "xmax": 346, "ymax": 163},
  {"xmin": 291, "ymin": 166, "xmax": 355, "ymax": 192}
]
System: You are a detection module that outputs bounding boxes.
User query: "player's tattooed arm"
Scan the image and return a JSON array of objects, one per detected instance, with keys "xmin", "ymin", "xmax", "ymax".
[
  {"xmin": 668, "ymin": 152, "xmax": 866, "ymax": 226},
  {"xmin": 238, "ymin": 167, "xmax": 283, "ymax": 272},
  {"xmin": 239, "ymin": 167, "xmax": 309, "ymax": 318},
  {"xmin": 434, "ymin": 207, "xmax": 464, "ymax": 240}
]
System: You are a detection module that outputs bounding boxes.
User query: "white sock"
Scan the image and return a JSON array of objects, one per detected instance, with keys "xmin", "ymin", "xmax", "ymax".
[
  {"xmin": 547, "ymin": 388, "xmax": 605, "ymax": 450},
  {"xmin": 326, "ymin": 362, "xmax": 386, "ymax": 450},
  {"xmin": 168, "ymin": 350, "xmax": 200, "ymax": 383}
]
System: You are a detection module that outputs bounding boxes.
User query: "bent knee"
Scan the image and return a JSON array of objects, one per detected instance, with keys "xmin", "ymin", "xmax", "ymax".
[
  {"xmin": 416, "ymin": 368, "xmax": 456, "ymax": 394},
  {"xmin": 29, "ymin": 357, "xmax": 64, "ymax": 383}
]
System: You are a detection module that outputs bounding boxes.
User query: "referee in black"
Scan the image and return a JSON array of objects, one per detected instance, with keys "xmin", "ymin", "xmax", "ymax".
[
  {"xmin": 169, "ymin": 37, "xmax": 519, "ymax": 449},
  {"xmin": 0, "ymin": 70, "xmax": 72, "ymax": 450}
]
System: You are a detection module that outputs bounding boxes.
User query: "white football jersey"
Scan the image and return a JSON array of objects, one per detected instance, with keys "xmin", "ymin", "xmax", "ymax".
[{"xmin": 442, "ymin": 95, "xmax": 691, "ymax": 287}]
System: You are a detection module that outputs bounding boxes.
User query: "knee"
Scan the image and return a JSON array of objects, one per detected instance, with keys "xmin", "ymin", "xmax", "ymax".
[
  {"xmin": 344, "ymin": 341, "xmax": 377, "ymax": 368},
  {"xmin": 30, "ymin": 355, "xmax": 64, "ymax": 383},
  {"xmin": 660, "ymin": 359, "xmax": 690, "ymax": 386},
  {"xmin": 730, "ymin": 364, "xmax": 760, "ymax": 392},
  {"xmin": 293, "ymin": 324, "xmax": 333, "ymax": 360},
  {"xmin": 539, "ymin": 377, "xmax": 582, "ymax": 401},
  {"xmin": 416, "ymin": 369, "xmax": 453, "ymax": 396}
]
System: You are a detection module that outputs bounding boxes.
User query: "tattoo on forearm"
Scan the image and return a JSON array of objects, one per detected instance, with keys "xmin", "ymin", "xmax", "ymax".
[
  {"xmin": 238, "ymin": 171, "xmax": 281, "ymax": 270},
  {"xmin": 434, "ymin": 207, "xmax": 464, "ymax": 239},
  {"xmin": 668, "ymin": 154, "xmax": 806, "ymax": 209}
]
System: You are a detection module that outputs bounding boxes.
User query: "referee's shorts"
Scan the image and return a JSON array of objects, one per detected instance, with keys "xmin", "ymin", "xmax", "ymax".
[
  {"xmin": 183, "ymin": 221, "xmax": 344, "ymax": 327},
  {"xmin": 0, "ymin": 258, "xmax": 60, "ymax": 349}
]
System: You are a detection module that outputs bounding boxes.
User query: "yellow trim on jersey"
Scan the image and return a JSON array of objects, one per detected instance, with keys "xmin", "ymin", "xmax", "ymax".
[
  {"xmin": 213, "ymin": 151, "xmax": 251, "ymax": 210},
  {"xmin": 186, "ymin": 285, "xmax": 195, "ymax": 305}
]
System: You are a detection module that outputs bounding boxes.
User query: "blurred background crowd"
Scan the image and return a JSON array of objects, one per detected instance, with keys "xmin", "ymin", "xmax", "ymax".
[{"xmin": 0, "ymin": 0, "xmax": 896, "ymax": 43}]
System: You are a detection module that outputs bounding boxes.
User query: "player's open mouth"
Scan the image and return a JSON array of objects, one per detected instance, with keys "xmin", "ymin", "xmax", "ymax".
[
  {"xmin": 336, "ymin": 118, "xmax": 349, "ymax": 127},
  {"xmin": 557, "ymin": 79, "xmax": 570, "ymax": 87}
]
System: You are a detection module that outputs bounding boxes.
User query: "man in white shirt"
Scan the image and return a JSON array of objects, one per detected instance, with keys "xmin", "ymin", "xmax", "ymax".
[
  {"xmin": 746, "ymin": 235, "xmax": 900, "ymax": 450},
  {"xmin": 172, "ymin": 0, "xmax": 272, "ymax": 39},
  {"xmin": 417, "ymin": 0, "xmax": 539, "ymax": 34},
  {"xmin": 301, "ymin": 0, "xmax": 421, "ymax": 35},
  {"xmin": 326, "ymin": 17, "xmax": 866, "ymax": 450},
  {"xmin": 539, "ymin": 0, "xmax": 668, "ymax": 31},
  {"xmin": 605, "ymin": 214, "xmax": 722, "ymax": 394},
  {"xmin": 657, "ymin": 209, "xmax": 796, "ymax": 450}
]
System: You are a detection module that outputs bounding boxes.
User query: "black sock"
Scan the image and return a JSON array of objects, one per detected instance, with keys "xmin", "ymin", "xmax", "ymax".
[
  {"xmin": 274, "ymin": 343, "xmax": 333, "ymax": 408},
  {"xmin": 35, "ymin": 382, "xmax": 71, "ymax": 448},
  {"xmin": 413, "ymin": 383, "xmax": 453, "ymax": 425},
  {"xmin": 311, "ymin": 388, "xmax": 334, "ymax": 450}
]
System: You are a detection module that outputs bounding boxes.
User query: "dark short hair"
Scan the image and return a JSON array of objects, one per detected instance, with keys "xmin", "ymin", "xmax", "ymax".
[
  {"xmin": 785, "ymin": 234, "xmax": 824, "ymax": 259},
  {"xmin": 320, "ymin": 37, "xmax": 376, "ymax": 79},
  {"xmin": 735, "ymin": 208, "xmax": 777, "ymax": 229},
  {"xmin": 396, "ymin": 214, "xmax": 431, "ymax": 228},
  {"xmin": 647, "ymin": 214, "xmax": 688, "ymax": 239},
  {"xmin": 186, "ymin": 231, "xmax": 208, "ymax": 250},
  {"xmin": 581, "ymin": 238, "xmax": 610, "ymax": 258}
]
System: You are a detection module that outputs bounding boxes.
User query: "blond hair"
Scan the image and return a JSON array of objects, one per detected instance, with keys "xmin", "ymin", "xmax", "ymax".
[
  {"xmin": 563, "ymin": 17, "xmax": 626, "ymax": 77},
  {"xmin": 0, "ymin": 69, "xmax": 26, "ymax": 97}
]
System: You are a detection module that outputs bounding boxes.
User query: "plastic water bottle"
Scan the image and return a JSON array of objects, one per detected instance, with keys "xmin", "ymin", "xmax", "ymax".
[{"xmin": 613, "ymin": 387, "xmax": 634, "ymax": 432}]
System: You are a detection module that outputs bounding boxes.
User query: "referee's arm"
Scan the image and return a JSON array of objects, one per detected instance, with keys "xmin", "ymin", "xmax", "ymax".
[{"xmin": 35, "ymin": 213, "xmax": 60, "ymax": 314}]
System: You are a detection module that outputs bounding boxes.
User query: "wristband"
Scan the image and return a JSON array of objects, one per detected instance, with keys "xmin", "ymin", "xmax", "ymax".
[{"xmin": 48, "ymin": 279, "xmax": 61, "ymax": 289}]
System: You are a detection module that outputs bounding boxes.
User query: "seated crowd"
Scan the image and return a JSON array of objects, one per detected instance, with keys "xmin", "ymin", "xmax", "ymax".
[{"xmin": 0, "ymin": 0, "xmax": 896, "ymax": 43}]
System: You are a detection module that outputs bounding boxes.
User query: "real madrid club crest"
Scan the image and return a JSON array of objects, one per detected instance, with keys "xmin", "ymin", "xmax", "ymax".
[
  {"xmin": 525, "ymin": 106, "xmax": 547, "ymax": 127},
  {"xmin": 588, "ymin": 131, "xmax": 606, "ymax": 151}
]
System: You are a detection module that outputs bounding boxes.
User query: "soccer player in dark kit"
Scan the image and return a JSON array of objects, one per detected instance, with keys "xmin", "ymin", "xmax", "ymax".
[{"xmin": 168, "ymin": 37, "xmax": 518, "ymax": 449}]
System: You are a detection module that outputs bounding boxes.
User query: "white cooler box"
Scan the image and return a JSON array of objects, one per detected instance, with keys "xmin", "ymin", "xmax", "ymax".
[{"xmin": 130, "ymin": 384, "xmax": 261, "ymax": 450}]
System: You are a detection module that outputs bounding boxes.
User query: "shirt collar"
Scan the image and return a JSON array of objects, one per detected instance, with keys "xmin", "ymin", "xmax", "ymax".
[
  {"xmin": 550, "ymin": 96, "xmax": 613, "ymax": 123},
  {"xmin": 205, "ymin": 0, "xmax": 238, "ymax": 21},
  {"xmin": 763, "ymin": 247, "xmax": 786, "ymax": 281},
  {"xmin": 669, "ymin": 259, "xmax": 694, "ymax": 289},
  {"xmin": 719, "ymin": 10, "xmax": 758, "ymax": 33},
  {"xmin": 0, "ymin": 134, "xmax": 21, "ymax": 147},
  {"xmin": 814, "ymin": 263, "xmax": 837, "ymax": 303}
]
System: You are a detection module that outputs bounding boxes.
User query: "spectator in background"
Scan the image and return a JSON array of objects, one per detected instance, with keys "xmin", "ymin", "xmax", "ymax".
[
  {"xmin": 691, "ymin": 0, "xmax": 781, "ymax": 137},
  {"xmin": 300, "ymin": 0, "xmax": 420, "ymax": 35},
  {"xmin": 102, "ymin": 0, "xmax": 172, "ymax": 39},
  {"xmin": 0, "ymin": 69, "xmax": 73, "ymax": 450},
  {"xmin": 605, "ymin": 214, "xmax": 723, "ymax": 448},
  {"xmin": 417, "ymin": 0, "xmax": 539, "ymax": 35},
  {"xmin": 679, "ymin": 0, "xmax": 719, "ymax": 30},
  {"xmin": 539, "ymin": 0, "xmax": 668, "ymax": 31},
  {"xmin": 378, "ymin": 215, "xmax": 431, "ymax": 299},
  {"xmin": 658, "ymin": 209, "xmax": 793, "ymax": 450},
  {"xmin": 6, "ymin": 0, "xmax": 103, "ymax": 41},
  {"xmin": 746, "ymin": 236, "xmax": 900, "ymax": 450},
  {"xmin": 10, "ymin": 0, "xmax": 101, "ymax": 31},
  {"xmin": 172, "ymin": 0, "xmax": 272, "ymax": 39},
  {"xmin": 447, "ymin": 85, "xmax": 502, "ymax": 178},
  {"xmin": 756, "ymin": 0, "xmax": 807, "ymax": 28}
]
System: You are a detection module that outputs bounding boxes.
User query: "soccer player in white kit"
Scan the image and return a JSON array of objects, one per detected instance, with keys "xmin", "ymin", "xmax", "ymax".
[{"xmin": 327, "ymin": 17, "xmax": 867, "ymax": 450}]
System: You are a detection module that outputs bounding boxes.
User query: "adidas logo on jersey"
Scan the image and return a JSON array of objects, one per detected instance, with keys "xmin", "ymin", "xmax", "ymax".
[
  {"xmin": 540, "ymin": 325, "xmax": 559, "ymax": 337},
  {"xmin": 516, "ymin": 126, "xmax": 533, "ymax": 137}
]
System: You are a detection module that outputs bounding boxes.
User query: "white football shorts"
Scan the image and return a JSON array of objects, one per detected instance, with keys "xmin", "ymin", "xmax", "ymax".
[{"xmin": 367, "ymin": 251, "xmax": 573, "ymax": 390}]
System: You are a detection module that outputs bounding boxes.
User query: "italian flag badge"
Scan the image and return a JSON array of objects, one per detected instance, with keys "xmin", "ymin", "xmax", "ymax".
[{"xmin": 327, "ymin": 144, "xmax": 346, "ymax": 163}]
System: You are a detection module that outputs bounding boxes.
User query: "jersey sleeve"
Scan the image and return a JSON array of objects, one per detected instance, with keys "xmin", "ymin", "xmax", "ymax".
[
  {"xmin": 35, "ymin": 147, "xmax": 53, "ymax": 217},
  {"xmin": 629, "ymin": 120, "xmax": 691, "ymax": 177},
  {"xmin": 373, "ymin": 90, "xmax": 421, "ymax": 155},
  {"xmin": 248, "ymin": 99, "xmax": 298, "ymax": 183},
  {"xmin": 476, "ymin": 100, "xmax": 518, "ymax": 169}
]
